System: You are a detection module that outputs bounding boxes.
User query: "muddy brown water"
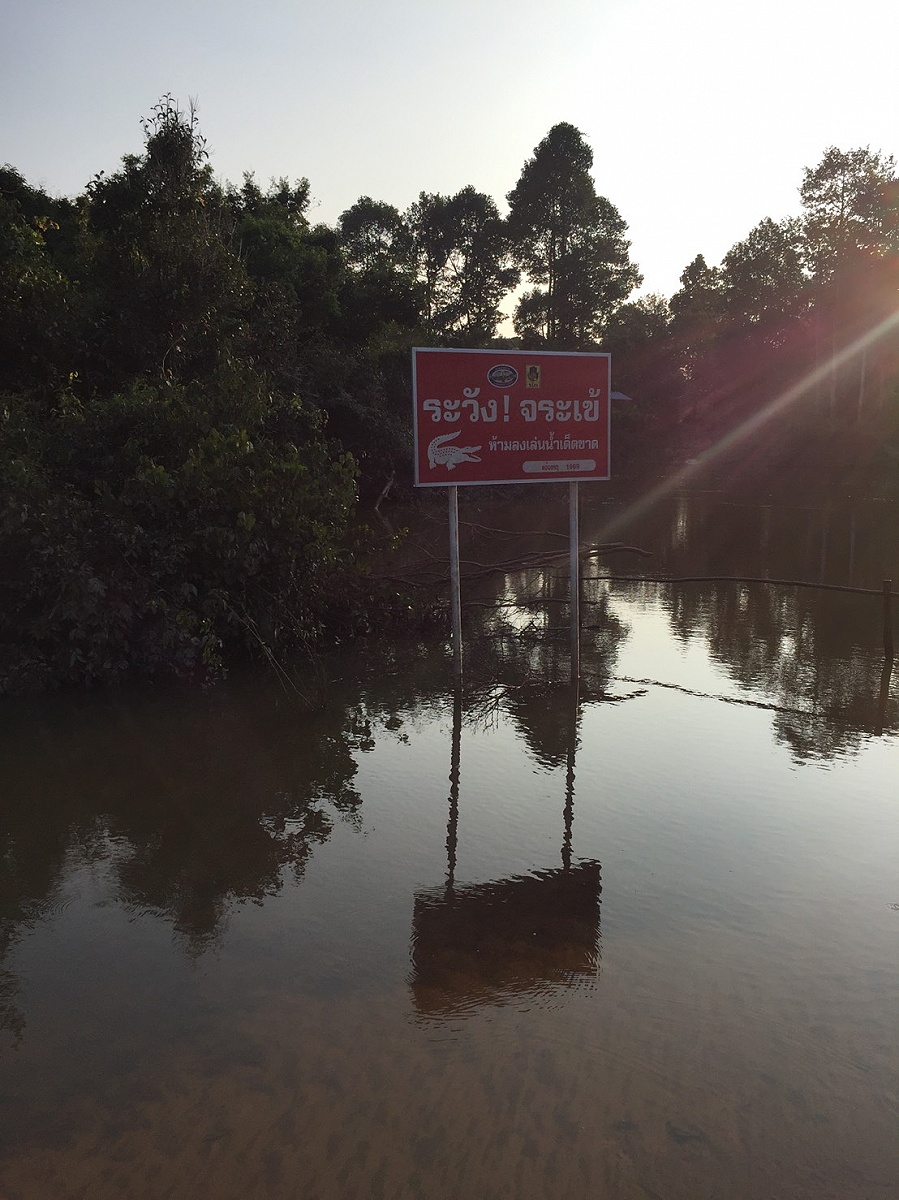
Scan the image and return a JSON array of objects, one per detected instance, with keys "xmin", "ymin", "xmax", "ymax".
[{"xmin": 1, "ymin": 486, "xmax": 897, "ymax": 1199}]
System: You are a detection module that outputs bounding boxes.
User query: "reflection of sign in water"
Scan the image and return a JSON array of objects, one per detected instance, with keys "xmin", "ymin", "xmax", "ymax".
[{"xmin": 410, "ymin": 862, "xmax": 601, "ymax": 1017}]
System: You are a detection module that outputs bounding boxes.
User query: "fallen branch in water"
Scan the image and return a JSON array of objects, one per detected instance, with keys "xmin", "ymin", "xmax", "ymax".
[{"xmin": 371, "ymin": 542, "xmax": 651, "ymax": 588}]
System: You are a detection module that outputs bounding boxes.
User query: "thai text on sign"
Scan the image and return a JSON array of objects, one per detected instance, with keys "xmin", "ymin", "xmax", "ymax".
[{"xmin": 412, "ymin": 348, "xmax": 611, "ymax": 487}]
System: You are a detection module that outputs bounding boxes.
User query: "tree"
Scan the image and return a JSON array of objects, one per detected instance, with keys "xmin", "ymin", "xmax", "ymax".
[
  {"xmin": 339, "ymin": 196, "xmax": 413, "ymax": 274},
  {"xmin": 506, "ymin": 123, "xmax": 640, "ymax": 348},
  {"xmin": 336, "ymin": 195, "xmax": 421, "ymax": 340},
  {"xmin": 82, "ymin": 95, "xmax": 249, "ymax": 390},
  {"xmin": 800, "ymin": 146, "xmax": 897, "ymax": 284},
  {"xmin": 602, "ymin": 294, "xmax": 682, "ymax": 427},
  {"xmin": 713, "ymin": 218, "xmax": 812, "ymax": 405},
  {"xmin": 404, "ymin": 186, "xmax": 518, "ymax": 344},
  {"xmin": 234, "ymin": 171, "xmax": 310, "ymax": 225},
  {"xmin": 668, "ymin": 253, "xmax": 723, "ymax": 405},
  {"xmin": 0, "ymin": 170, "xmax": 73, "ymax": 391},
  {"xmin": 231, "ymin": 176, "xmax": 345, "ymax": 397},
  {"xmin": 799, "ymin": 147, "xmax": 899, "ymax": 417},
  {"xmin": 0, "ymin": 367, "xmax": 358, "ymax": 693},
  {"xmin": 720, "ymin": 217, "xmax": 807, "ymax": 340},
  {"xmin": 405, "ymin": 191, "xmax": 452, "ymax": 333},
  {"xmin": 441, "ymin": 187, "xmax": 518, "ymax": 342},
  {"xmin": 0, "ymin": 99, "xmax": 367, "ymax": 693}
]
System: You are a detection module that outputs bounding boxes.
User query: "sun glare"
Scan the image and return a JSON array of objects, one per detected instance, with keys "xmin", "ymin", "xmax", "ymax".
[{"xmin": 596, "ymin": 306, "xmax": 899, "ymax": 544}]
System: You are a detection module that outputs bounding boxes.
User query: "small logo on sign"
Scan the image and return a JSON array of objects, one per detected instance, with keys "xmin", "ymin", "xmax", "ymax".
[
  {"xmin": 526, "ymin": 365, "xmax": 541, "ymax": 388},
  {"xmin": 487, "ymin": 364, "xmax": 518, "ymax": 388}
]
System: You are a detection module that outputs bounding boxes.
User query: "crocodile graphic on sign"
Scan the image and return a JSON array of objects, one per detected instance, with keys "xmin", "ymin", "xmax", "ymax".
[{"xmin": 427, "ymin": 430, "xmax": 482, "ymax": 471}]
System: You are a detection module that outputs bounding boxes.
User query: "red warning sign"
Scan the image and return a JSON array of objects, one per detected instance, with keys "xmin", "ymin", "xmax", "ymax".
[{"xmin": 413, "ymin": 348, "xmax": 610, "ymax": 487}]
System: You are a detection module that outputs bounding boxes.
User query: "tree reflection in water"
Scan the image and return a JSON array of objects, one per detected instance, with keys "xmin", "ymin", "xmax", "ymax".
[
  {"xmin": 579, "ymin": 488, "xmax": 898, "ymax": 760},
  {"xmin": 1, "ymin": 488, "xmax": 895, "ymax": 1046},
  {"xmin": 0, "ymin": 680, "xmax": 365, "ymax": 1040}
]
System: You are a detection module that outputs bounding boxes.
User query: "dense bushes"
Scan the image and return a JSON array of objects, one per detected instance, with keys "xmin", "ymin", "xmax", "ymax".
[
  {"xmin": 0, "ymin": 370, "xmax": 357, "ymax": 692},
  {"xmin": 0, "ymin": 100, "xmax": 373, "ymax": 693}
]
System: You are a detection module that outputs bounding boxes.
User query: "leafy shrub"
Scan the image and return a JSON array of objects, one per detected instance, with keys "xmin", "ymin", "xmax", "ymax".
[{"xmin": 0, "ymin": 369, "xmax": 356, "ymax": 693}]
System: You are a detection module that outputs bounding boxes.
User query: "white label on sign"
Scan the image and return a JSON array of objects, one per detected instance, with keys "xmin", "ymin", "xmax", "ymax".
[{"xmin": 522, "ymin": 459, "xmax": 596, "ymax": 474}]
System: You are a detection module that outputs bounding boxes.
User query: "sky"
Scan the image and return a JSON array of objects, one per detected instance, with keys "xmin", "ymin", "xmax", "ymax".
[{"xmin": 3, "ymin": 0, "xmax": 898, "ymax": 300}]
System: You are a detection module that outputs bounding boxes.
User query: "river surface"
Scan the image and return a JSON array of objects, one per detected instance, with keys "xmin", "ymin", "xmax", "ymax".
[{"xmin": 1, "ymin": 483, "xmax": 897, "ymax": 1200}]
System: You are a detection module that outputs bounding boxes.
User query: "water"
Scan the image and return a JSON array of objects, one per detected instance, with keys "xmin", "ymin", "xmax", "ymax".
[{"xmin": 1, "ymin": 486, "xmax": 897, "ymax": 1199}]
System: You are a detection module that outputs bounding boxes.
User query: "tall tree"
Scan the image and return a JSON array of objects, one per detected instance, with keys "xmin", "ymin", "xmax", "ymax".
[
  {"xmin": 439, "ymin": 186, "xmax": 518, "ymax": 344},
  {"xmin": 336, "ymin": 195, "xmax": 421, "ymax": 340},
  {"xmin": 800, "ymin": 147, "xmax": 899, "ymax": 416},
  {"xmin": 338, "ymin": 196, "xmax": 413, "ymax": 274},
  {"xmin": 230, "ymin": 176, "xmax": 345, "ymax": 399},
  {"xmin": 800, "ymin": 146, "xmax": 897, "ymax": 284},
  {"xmin": 668, "ymin": 253, "xmax": 723, "ymax": 402},
  {"xmin": 0, "ymin": 170, "xmax": 73, "ymax": 391},
  {"xmin": 720, "ymin": 217, "xmax": 807, "ymax": 341},
  {"xmin": 403, "ymin": 186, "xmax": 518, "ymax": 344},
  {"xmin": 506, "ymin": 123, "xmax": 640, "ymax": 348},
  {"xmin": 405, "ymin": 191, "xmax": 452, "ymax": 333},
  {"xmin": 712, "ymin": 220, "xmax": 814, "ymax": 421},
  {"xmin": 83, "ymin": 95, "xmax": 248, "ymax": 389}
]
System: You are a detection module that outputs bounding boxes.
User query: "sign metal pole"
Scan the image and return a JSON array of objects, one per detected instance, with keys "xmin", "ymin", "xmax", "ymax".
[
  {"xmin": 449, "ymin": 485, "xmax": 463, "ymax": 683},
  {"xmin": 569, "ymin": 481, "xmax": 580, "ymax": 682},
  {"xmin": 446, "ymin": 685, "xmax": 462, "ymax": 892}
]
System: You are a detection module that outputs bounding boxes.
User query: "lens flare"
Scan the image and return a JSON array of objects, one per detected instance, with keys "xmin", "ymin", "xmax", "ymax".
[{"xmin": 597, "ymin": 307, "xmax": 899, "ymax": 543}]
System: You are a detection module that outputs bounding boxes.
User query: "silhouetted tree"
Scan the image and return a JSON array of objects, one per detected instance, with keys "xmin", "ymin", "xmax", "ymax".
[
  {"xmin": 426, "ymin": 186, "xmax": 518, "ymax": 344},
  {"xmin": 506, "ymin": 123, "xmax": 640, "ymax": 348}
]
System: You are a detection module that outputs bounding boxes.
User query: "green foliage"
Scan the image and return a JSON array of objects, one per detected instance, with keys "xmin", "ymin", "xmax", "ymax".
[
  {"xmin": 412, "ymin": 186, "xmax": 518, "ymax": 344},
  {"xmin": 1, "ymin": 100, "xmax": 364, "ymax": 694},
  {"xmin": 0, "ymin": 169, "xmax": 75, "ymax": 390},
  {"xmin": 0, "ymin": 369, "xmax": 357, "ymax": 693},
  {"xmin": 80, "ymin": 101, "xmax": 248, "ymax": 391},
  {"xmin": 339, "ymin": 196, "xmax": 413, "ymax": 273}
]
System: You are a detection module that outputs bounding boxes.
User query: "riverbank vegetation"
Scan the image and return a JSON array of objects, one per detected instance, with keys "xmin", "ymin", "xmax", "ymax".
[{"xmin": 2, "ymin": 98, "xmax": 898, "ymax": 692}]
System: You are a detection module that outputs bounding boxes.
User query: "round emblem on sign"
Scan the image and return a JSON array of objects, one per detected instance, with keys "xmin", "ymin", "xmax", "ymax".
[{"xmin": 486, "ymin": 363, "xmax": 518, "ymax": 388}]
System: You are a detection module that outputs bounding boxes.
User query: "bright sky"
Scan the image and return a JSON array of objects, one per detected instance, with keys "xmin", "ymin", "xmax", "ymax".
[{"xmin": 3, "ymin": 0, "xmax": 897, "ymax": 300}]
